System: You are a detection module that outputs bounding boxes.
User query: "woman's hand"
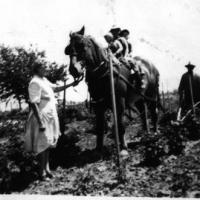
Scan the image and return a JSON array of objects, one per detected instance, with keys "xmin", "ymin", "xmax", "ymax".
[
  {"xmin": 39, "ymin": 122, "xmax": 46, "ymax": 132},
  {"xmin": 73, "ymin": 80, "xmax": 79, "ymax": 86}
]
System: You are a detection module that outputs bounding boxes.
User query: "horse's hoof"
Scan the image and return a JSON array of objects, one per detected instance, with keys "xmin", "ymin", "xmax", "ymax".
[{"xmin": 120, "ymin": 149, "xmax": 129, "ymax": 157}]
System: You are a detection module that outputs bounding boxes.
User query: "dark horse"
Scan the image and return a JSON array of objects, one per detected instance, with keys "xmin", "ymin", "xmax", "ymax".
[{"xmin": 65, "ymin": 26, "xmax": 160, "ymax": 154}]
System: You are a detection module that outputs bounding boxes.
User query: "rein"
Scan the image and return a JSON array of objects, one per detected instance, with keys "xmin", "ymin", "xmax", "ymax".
[
  {"xmin": 112, "ymin": 68, "xmax": 156, "ymax": 103},
  {"xmin": 74, "ymin": 74, "xmax": 84, "ymax": 83}
]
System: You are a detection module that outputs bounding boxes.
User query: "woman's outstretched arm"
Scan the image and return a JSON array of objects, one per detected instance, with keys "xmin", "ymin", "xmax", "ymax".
[{"xmin": 53, "ymin": 81, "xmax": 78, "ymax": 93}]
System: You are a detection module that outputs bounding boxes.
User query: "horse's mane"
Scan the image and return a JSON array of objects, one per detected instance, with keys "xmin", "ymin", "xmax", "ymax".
[{"xmin": 85, "ymin": 36, "xmax": 108, "ymax": 63}]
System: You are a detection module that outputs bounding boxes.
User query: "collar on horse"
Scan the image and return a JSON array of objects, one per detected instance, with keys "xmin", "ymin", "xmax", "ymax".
[{"xmin": 89, "ymin": 60, "xmax": 109, "ymax": 80}]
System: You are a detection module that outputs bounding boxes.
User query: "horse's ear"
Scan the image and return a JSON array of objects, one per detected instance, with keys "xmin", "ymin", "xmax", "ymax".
[
  {"xmin": 69, "ymin": 31, "xmax": 72, "ymax": 38},
  {"xmin": 77, "ymin": 26, "xmax": 85, "ymax": 35}
]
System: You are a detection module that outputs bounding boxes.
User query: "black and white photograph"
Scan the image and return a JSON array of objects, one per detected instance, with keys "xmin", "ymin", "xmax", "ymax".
[{"xmin": 1, "ymin": 0, "xmax": 200, "ymax": 197}]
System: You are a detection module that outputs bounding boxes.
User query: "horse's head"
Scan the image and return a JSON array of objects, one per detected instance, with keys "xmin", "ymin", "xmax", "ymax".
[
  {"xmin": 64, "ymin": 26, "xmax": 86, "ymax": 79},
  {"xmin": 65, "ymin": 26, "xmax": 106, "ymax": 80}
]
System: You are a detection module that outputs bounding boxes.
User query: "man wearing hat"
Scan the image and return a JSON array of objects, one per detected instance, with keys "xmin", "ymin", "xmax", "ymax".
[
  {"xmin": 178, "ymin": 62, "xmax": 198, "ymax": 115},
  {"xmin": 104, "ymin": 33, "xmax": 123, "ymax": 59},
  {"xmin": 109, "ymin": 26, "xmax": 121, "ymax": 40},
  {"xmin": 109, "ymin": 27, "xmax": 130, "ymax": 58},
  {"xmin": 104, "ymin": 26, "xmax": 124, "ymax": 59},
  {"xmin": 104, "ymin": 27, "xmax": 145, "ymax": 90},
  {"xmin": 118, "ymin": 29, "xmax": 146, "ymax": 90},
  {"xmin": 104, "ymin": 32, "xmax": 121, "ymax": 65}
]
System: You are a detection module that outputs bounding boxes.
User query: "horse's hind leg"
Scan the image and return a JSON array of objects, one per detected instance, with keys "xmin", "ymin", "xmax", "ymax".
[
  {"xmin": 135, "ymin": 100, "xmax": 150, "ymax": 134},
  {"xmin": 95, "ymin": 107, "xmax": 105, "ymax": 151},
  {"xmin": 149, "ymin": 102, "xmax": 159, "ymax": 133}
]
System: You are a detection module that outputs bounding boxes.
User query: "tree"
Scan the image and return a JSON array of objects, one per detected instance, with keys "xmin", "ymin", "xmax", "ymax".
[
  {"xmin": 0, "ymin": 45, "xmax": 66, "ymax": 110},
  {"xmin": 46, "ymin": 62, "xmax": 66, "ymax": 83}
]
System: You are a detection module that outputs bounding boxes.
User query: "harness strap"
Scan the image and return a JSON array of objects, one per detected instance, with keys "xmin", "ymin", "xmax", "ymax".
[
  {"xmin": 92, "ymin": 61, "xmax": 105, "ymax": 73},
  {"xmin": 112, "ymin": 68, "xmax": 157, "ymax": 103},
  {"xmin": 90, "ymin": 98, "xmax": 104, "ymax": 105},
  {"xmin": 85, "ymin": 46, "xmax": 158, "ymax": 104},
  {"xmin": 89, "ymin": 59, "xmax": 156, "ymax": 103}
]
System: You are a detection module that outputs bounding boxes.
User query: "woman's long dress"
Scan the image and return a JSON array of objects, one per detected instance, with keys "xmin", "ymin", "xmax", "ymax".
[{"xmin": 25, "ymin": 75, "xmax": 61, "ymax": 154}]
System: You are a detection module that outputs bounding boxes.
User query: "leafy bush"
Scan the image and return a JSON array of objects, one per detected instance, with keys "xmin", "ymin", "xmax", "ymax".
[
  {"xmin": 0, "ymin": 127, "xmax": 39, "ymax": 193},
  {"xmin": 0, "ymin": 45, "xmax": 66, "ymax": 107}
]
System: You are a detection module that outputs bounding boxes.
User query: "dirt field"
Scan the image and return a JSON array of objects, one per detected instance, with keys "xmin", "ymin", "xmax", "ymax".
[{"xmin": 1, "ymin": 103, "xmax": 200, "ymax": 197}]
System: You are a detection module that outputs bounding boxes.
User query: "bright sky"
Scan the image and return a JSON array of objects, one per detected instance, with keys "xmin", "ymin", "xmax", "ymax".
[{"xmin": 1, "ymin": 0, "xmax": 200, "ymax": 101}]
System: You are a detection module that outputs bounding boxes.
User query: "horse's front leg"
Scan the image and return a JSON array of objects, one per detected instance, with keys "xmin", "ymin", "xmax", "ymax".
[
  {"xmin": 118, "ymin": 114, "xmax": 127, "ymax": 150},
  {"xmin": 95, "ymin": 107, "xmax": 105, "ymax": 152}
]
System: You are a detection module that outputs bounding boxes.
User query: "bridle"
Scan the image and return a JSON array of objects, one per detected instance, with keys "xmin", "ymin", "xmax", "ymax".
[{"xmin": 69, "ymin": 35, "xmax": 110, "ymax": 81}]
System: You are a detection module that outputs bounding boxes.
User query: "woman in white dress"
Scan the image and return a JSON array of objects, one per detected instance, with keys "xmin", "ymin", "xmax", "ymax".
[{"xmin": 25, "ymin": 63, "xmax": 77, "ymax": 180}]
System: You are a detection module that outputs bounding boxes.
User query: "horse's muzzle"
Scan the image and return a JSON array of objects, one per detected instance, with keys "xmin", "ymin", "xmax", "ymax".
[
  {"xmin": 64, "ymin": 46, "xmax": 70, "ymax": 55},
  {"xmin": 69, "ymin": 56, "xmax": 84, "ymax": 79}
]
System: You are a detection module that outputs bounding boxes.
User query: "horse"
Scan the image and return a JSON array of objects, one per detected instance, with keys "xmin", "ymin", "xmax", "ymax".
[{"xmin": 65, "ymin": 26, "xmax": 161, "ymax": 154}]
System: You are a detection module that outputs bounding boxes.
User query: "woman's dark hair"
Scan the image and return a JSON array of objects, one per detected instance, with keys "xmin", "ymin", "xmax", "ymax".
[
  {"xmin": 128, "ymin": 42, "xmax": 132, "ymax": 53},
  {"xmin": 31, "ymin": 63, "xmax": 44, "ymax": 75}
]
